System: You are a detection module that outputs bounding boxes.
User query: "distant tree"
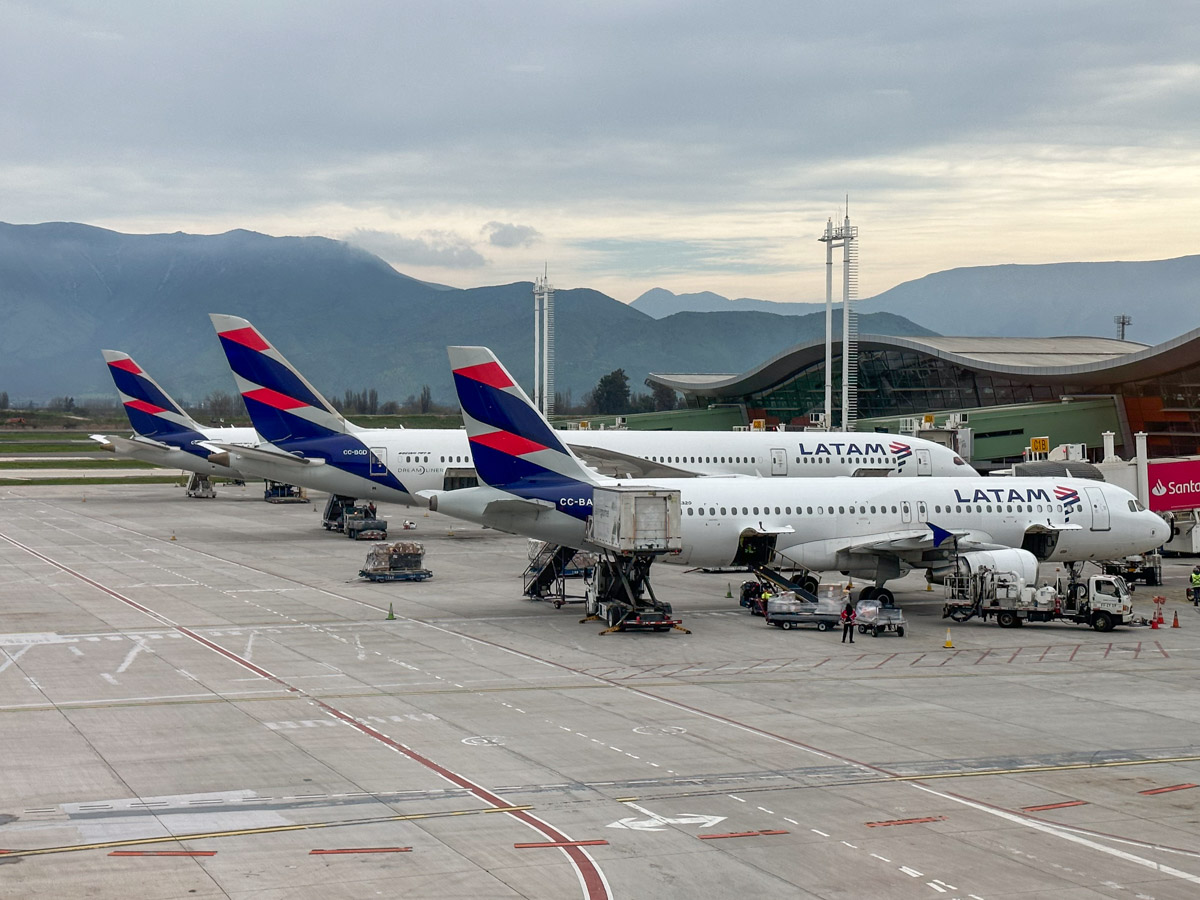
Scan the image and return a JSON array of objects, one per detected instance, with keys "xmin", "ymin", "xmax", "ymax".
[
  {"xmin": 367, "ymin": 388, "xmax": 379, "ymax": 415},
  {"xmin": 418, "ymin": 384, "xmax": 432, "ymax": 414},
  {"xmin": 651, "ymin": 383, "xmax": 678, "ymax": 412},
  {"xmin": 380, "ymin": 400, "xmax": 399, "ymax": 415},
  {"xmin": 204, "ymin": 390, "xmax": 237, "ymax": 422},
  {"xmin": 592, "ymin": 369, "xmax": 631, "ymax": 415},
  {"xmin": 0, "ymin": 391, "xmax": 8, "ymax": 410},
  {"xmin": 48, "ymin": 396, "xmax": 76, "ymax": 411}
]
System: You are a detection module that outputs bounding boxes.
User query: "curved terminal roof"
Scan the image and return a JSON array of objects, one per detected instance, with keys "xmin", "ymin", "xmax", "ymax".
[{"xmin": 648, "ymin": 328, "xmax": 1200, "ymax": 398}]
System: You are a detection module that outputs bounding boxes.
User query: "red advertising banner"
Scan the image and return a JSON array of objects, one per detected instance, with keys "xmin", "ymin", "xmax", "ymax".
[{"xmin": 1148, "ymin": 458, "xmax": 1200, "ymax": 512}]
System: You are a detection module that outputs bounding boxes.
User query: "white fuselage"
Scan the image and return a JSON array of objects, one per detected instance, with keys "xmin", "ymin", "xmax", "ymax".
[
  {"xmin": 218, "ymin": 428, "xmax": 972, "ymax": 507},
  {"xmin": 431, "ymin": 477, "xmax": 1167, "ymax": 576}
]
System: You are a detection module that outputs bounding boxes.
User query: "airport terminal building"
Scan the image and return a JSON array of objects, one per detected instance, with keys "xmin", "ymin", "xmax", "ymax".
[{"xmin": 645, "ymin": 328, "xmax": 1200, "ymax": 465}]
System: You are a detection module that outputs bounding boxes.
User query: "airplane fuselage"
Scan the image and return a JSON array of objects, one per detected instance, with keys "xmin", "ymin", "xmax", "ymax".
[
  {"xmin": 221, "ymin": 428, "xmax": 972, "ymax": 507},
  {"xmin": 430, "ymin": 476, "xmax": 1167, "ymax": 577}
]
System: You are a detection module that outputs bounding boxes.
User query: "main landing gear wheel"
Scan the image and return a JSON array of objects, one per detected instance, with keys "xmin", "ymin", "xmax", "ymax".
[
  {"xmin": 801, "ymin": 576, "xmax": 819, "ymax": 594},
  {"xmin": 874, "ymin": 588, "xmax": 894, "ymax": 606},
  {"xmin": 858, "ymin": 586, "xmax": 876, "ymax": 602}
]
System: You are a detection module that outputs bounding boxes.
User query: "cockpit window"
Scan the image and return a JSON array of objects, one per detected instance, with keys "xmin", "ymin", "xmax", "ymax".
[{"xmin": 953, "ymin": 456, "xmax": 966, "ymax": 465}]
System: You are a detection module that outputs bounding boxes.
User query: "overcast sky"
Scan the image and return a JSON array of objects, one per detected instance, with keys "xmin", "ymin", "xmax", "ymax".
[{"xmin": 3, "ymin": 1, "xmax": 1198, "ymax": 302}]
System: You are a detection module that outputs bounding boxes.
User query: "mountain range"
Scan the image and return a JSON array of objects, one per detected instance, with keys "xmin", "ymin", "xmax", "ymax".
[
  {"xmin": 633, "ymin": 255, "xmax": 1200, "ymax": 346},
  {"xmin": 0, "ymin": 223, "xmax": 933, "ymax": 406}
]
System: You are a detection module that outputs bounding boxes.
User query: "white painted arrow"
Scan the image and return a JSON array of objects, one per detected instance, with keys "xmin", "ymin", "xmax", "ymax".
[{"xmin": 606, "ymin": 802, "xmax": 726, "ymax": 832}]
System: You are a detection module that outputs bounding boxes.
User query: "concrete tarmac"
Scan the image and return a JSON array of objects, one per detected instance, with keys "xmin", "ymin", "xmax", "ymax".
[{"xmin": 2, "ymin": 481, "xmax": 1199, "ymax": 899}]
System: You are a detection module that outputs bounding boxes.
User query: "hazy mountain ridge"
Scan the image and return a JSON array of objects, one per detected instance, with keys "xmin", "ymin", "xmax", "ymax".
[
  {"xmin": 636, "ymin": 256, "xmax": 1200, "ymax": 345},
  {"xmin": 0, "ymin": 223, "xmax": 934, "ymax": 405}
]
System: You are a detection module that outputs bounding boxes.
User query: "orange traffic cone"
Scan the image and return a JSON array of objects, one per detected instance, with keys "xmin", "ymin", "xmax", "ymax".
[
  {"xmin": 1151, "ymin": 615, "xmax": 1159, "ymax": 629},
  {"xmin": 1172, "ymin": 610, "xmax": 1181, "ymax": 628},
  {"xmin": 1157, "ymin": 607, "xmax": 1165, "ymax": 625}
]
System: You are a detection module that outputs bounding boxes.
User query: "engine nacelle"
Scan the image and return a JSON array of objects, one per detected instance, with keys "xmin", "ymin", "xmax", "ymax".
[{"xmin": 926, "ymin": 548, "xmax": 1040, "ymax": 585}]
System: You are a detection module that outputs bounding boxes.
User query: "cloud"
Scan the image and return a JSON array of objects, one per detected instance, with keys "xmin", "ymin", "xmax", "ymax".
[
  {"xmin": 483, "ymin": 221, "xmax": 542, "ymax": 248},
  {"xmin": 345, "ymin": 228, "xmax": 486, "ymax": 268}
]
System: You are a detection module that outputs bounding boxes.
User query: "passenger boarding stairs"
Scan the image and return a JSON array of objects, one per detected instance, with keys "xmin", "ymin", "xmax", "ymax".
[{"xmin": 524, "ymin": 543, "xmax": 579, "ymax": 601}]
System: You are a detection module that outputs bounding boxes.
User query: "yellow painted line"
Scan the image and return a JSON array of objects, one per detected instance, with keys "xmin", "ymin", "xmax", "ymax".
[
  {"xmin": 0, "ymin": 804, "xmax": 532, "ymax": 859},
  {"xmin": 887, "ymin": 755, "xmax": 1200, "ymax": 783}
]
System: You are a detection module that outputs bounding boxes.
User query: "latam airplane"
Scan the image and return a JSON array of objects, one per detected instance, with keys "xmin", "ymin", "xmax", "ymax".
[
  {"xmin": 91, "ymin": 350, "xmax": 257, "ymax": 479},
  {"xmin": 428, "ymin": 346, "xmax": 1168, "ymax": 603},
  {"xmin": 205, "ymin": 313, "xmax": 973, "ymax": 507}
]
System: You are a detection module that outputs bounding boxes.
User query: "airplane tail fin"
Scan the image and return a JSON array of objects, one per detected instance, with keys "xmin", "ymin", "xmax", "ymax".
[
  {"xmin": 209, "ymin": 314, "xmax": 356, "ymax": 444},
  {"xmin": 449, "ymin": 346, "xmax": 600, "ymax": 496},
  {"xmin": 102, "ymin": 350, "xmax": 204, "ymax": 438}
]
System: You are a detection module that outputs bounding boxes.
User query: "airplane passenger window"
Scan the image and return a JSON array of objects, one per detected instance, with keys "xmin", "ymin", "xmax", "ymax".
[
  {"xmin": 871, "ymin": 506, "xmax": 877, "ymax": 514},
  {"xmin": 721, "ymin": 507, "xmax": 727, "ymax": 515},
  {"xmin": 817, "ymin": 506, "xmax": 823, "ymax": 514},
  {"xmin": 806, "ymin": 507, "xmax": 812, "ymax": 515},
  {"xmin": 753, "ymin": 507, "xmax": 759, "ymax": 515},
  {"xmin": 775, "ymin": 507, "xmax": 781, "ymax": 515},
  {"xmin": 786, "ymin": 507, "xmax": 791, "ymax": 514},
  {"xmin": 440, "ymin": 456, "xmax": 445, "ymax": 462},
  {"xmin": 687, "ymin": 508, "xmax": 694, "ymax": 516},
  {"xmin": 1007, "ymin": 505, "xmax": 1012, "ymax": 512},
  {"xmin": 987, "ymin": 505, "xmax": 992, "ymax": 513},
  {"xmin": 839, "ymin": 506, "xmax": 845, "ymax": 514}
]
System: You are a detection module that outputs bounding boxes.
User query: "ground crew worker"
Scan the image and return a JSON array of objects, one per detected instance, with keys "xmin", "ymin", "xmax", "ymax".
[
  {"xmin": 1191, "ymin": 566, "xmax": 1200, "ymax": 606},
  {"xmin": 760, "ymin": 587, "xmax": 772, "ymax": 616},
  {"xmin": 840, "ymin": 600, "xmax": 857, "ymax": 643}
]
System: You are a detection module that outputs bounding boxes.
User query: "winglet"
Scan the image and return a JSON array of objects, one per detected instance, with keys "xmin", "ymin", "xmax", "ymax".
[
  {"xmin": 928, "ymin": 522, "xmax": 955, "ymax": 548},
  {"xmin": 209, "ymin": 314, "xmax": 355, "ymax": 443}
]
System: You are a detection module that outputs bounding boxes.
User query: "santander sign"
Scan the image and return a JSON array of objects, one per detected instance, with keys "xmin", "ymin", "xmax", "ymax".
[{"xmin": 1148, "ymin": 459, "xmax": 1200, "ymax": 512}]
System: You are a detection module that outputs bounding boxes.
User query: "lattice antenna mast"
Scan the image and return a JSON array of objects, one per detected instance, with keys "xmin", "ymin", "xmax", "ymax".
[
  {"xmin": 1114, "ymin": 314, "xmax": 1131, "ymax": 341},
  {"xmin": 818, "ymin": 205, "xmax": 859, "ymax": 430},
  {"xmin": 533, "ymin": 268, "xmax": 555, "ymax": 416}
]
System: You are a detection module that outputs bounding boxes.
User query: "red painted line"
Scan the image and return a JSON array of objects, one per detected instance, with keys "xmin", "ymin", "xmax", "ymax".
[
  {"xmin": 1037, "ymin": 645, "xmax": 1053, "ymax": 662},
  {"xmin": 1067, "ymin": 644, "xmax": 1081, "ymax": 662},
  {"xmin": 309, "ymin": 847, "xmax": 412, "ymax": 854},
  {"xmin": 871, "ymin": 652, "xmax": 898, "ymax": 669},
  {"xmin": 811, "ymin": 656, "xmax": 832, "ymax": 668},
  {"xmin": 1139, "ymin": 783, "xmax": 1198, "ymax": 795},
  {"xmin": 698, "ymin": 830, "xmax": 789, "ymax": 840},
  {"xmin": 909, "ymin": 653, "xmax": 927, "ymax": 666},
  {"xmin": 1007, "ymin": 647, "xmax": 1022, "ymax": 663},
  {"xmin": 1021, "ymin": 800, "xmax": 1088, "ymax": 812},
  {"xmin": 515, "ymin": 840, "xmax": 609, "ymax": 849},
  {"xmin": 1155, "ymin": 640, "xmax": 1170, "ymax": 659},
  {"xmin": 865, "ymin": 815, "xmax": 946, "ymax": 828},
  {"xmin": 109, "ymin": 850, "xmax": 217, "ymax": 857},
  {"xmin": 1103, "ymin": 642, "xmax": 1113, "ymax": 659},
  {"xmin": 0, "ymin": 533, "xmax": 610, "ymax": 900},
  {"xmin": 938, "ymin": 650, "xmax": 963, "ymax": 666},
  {"xmin": 974, "ymin": 649, "xmax": 993, "ymax": 665}
]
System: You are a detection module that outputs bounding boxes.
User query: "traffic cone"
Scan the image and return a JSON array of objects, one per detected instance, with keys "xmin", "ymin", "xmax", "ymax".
[
  {"xmin": 170, "ymin": 531, "xmax": 176, "ymax": 541},
  {"xmin": 386, "ymin": 603, "xmax": 396, "ymax": 621},
  {"xmin": 1172, "ymin": 610, "xmax": 1181, "ymax": 628},
  {"xmin": 1157, "ymin": 607, "xmax": 1165, "ymax": 625},
  {"xmin": 944, "ymin": 628, "xmax": 954, "ymax": 649},
  {"xmin": 1151, "ymin": 614, "xmax": 1159, "ymax": 629},
  {"xmin": 726, "ymin": 583, "xmax": 733, "ymax": 598},
  {"xmin": 926, "ymin": 581, "xmax": 933, "ymax": 592}
]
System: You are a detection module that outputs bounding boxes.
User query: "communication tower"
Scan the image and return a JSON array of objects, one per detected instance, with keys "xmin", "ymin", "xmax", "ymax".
[
  {"xmin": 1114, "ymin": 314, "xmax": 1131, "ymax": 341},
  {"xmin": 533, "ymin": 270, "xmax": 555, "ymax": 416},
  {"xmin": 817, "ymin": 207, "xmax": 859, "ymax": 430}
]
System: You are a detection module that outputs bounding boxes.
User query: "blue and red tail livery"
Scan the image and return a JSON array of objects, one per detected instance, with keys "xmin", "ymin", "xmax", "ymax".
[
  {"xmin": 210, "ymin": 314, "xmax": 352, "ymax": 444},
  {"xmin": 449, "ymin": 346, "xmax": 598, "ymax": 517},
  {"xmin": 102, "ymin": 350, "xmax": 209, "ymax": 455},
  {"xmin": 209, "ymin": 314, "xmax": 409, "ymax": 495}
]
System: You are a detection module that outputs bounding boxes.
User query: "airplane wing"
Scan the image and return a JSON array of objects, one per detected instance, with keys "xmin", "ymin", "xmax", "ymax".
[
  {"xmin": 90, "ymin": 433, "xmax": 174, "ymax": 453},
  {"xmin": 207, "ymin": 442, "xmax": 325, "ymax": 468},
  {"xmin": 842, "ymin": 528, "xmax": 1006, "ymax": 554},
  {"xmin": 567, "ymin": 443, "xmax": 699, "ymax": 479},
  {"xmin": 1024, "ymin": 522, "xmax": 1084, "ymax": 533}
]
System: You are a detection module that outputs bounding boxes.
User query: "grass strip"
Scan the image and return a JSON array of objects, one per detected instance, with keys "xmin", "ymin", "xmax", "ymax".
[{"xmin": 0, "ymin": 459, "xmax": 156, "ymax": 469}]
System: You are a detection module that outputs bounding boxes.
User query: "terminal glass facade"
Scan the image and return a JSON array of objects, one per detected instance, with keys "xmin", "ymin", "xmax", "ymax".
[{"xmin": 681, "ymin": 349, "xmax": 1200, "ymax": 459}]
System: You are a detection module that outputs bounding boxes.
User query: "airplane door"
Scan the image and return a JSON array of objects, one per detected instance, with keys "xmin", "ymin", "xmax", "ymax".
[
  {"xmin": 916, "ymin": 449, "xmax": 932, "ymax": 476},
  {"xmin": 369, "ymin": 447, "xmax": 387, "ymax": 477},
  {"xmin": 770, "ymin": 448, "xmax": 787, "ymax": 476},
  {"xmin": 1085, "ymin": 487, "xmax": 1111, "ymax": 531},
  {"xmin": 917, "ymin": 500, "xmax": 928, "ymax": 523},
  {"xmin": 901, "ymin": 501, "xmax": 912, "ymax": 524}
]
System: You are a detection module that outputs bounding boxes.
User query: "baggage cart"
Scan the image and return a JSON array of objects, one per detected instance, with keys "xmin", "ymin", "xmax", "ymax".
[{"xmin": 855, "ymin": 598, "xmax": 907, "ymax": 637}]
